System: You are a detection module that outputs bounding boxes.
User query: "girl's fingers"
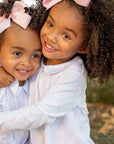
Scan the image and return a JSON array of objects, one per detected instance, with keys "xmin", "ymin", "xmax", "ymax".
[
  {"xmin": 0, "ymin": 79, "xmax": 13, "ymax": 88},
  {"xmin": 7, "ymin": 75, "xmax": 15, "ymax": 82}
]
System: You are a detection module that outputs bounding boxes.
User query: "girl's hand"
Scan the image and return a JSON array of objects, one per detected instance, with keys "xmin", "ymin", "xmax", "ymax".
[{"xmin": 0, "ymin": 66, "xmax": 15, "ymax": 88}]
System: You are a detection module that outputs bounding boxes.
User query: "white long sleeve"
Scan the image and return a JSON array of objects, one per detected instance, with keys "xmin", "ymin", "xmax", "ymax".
[
  {"xmin": 0, "ymin": 68, "xmax": 85, "ymax": 132},
  {"xmin": 0, "ymin": 57, "xmax": 94, "ymax": 144}
]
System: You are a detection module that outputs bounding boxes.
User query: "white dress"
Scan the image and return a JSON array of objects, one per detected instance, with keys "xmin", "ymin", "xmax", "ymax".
[
  {"xmin": 0, "ymin": 80, "xmax": 29, "ymax": 144},
  {"xmin": 0, "ymin": 57, "xmax": 94, "ymax": 144}
]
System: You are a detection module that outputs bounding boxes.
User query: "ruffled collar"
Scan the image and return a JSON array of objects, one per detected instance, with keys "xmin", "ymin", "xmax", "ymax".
[
  {"xmin": 39, "ymin": 56, "xmax": 81, "ymax": 74},
  {"xmin": 10, "ymin": 79, "xmax": 29, "ymax": 95}
]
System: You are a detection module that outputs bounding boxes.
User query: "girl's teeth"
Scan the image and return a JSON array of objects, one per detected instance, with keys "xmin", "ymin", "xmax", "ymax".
[
  {"xmin": 19, "ymin": 70, "xmax": 27, "ymax": 72},
  {"xmin": 46, "ymin": 44, "xmax": 53, "ymax": 49}
]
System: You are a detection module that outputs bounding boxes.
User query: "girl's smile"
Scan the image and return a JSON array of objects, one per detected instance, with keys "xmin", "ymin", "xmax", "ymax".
[
  {"xmin": 16, "ymin": 69, "xmax": 31, "ymax": 76},
  {"xmin": 44, "ymin": 42, "xmax": 58, "ymax": 52}
]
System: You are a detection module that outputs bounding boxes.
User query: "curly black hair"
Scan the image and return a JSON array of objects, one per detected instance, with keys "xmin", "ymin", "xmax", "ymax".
[
  {"xmin": 0, "ymin": 0, "xmax": 48, "ymax": 32},
  {"xmin": 65, "ymin": 0, "xmax": 114, "ymax": 84}
]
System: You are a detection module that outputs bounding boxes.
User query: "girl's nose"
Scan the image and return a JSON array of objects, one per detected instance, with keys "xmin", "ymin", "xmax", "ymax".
[
  {"xmin": 20, "ymin": 57, "xmax": 32, "ymax": 69},
  {"xmin": 47, "ymin": 32, "xmax": 59, "ymax": 43}
]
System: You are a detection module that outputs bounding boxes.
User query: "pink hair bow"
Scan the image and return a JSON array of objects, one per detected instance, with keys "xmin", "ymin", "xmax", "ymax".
[
  {"xmin": 43, "ymin": 0, "xmax": 62, "ymax": 10},
  {"xmin": 0, "ymin": 1, "xmax": 31, "ymax": 33},
  {"xmin": 74, "ymin": 0, "xmax": 91, "ymax": 7},
  {"xmin": 43, "ymin": 0, "xmax": 91, "ymax": 10}
]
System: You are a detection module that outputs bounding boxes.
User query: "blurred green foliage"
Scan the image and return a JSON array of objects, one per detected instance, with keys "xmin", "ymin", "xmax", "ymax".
[{"xmin": 86, "ymin": 77, "xmax": 114, "ymax": 105}]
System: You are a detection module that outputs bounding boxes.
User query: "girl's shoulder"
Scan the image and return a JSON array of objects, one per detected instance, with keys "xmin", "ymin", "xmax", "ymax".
[
  {"xmin": 68, "ymin": 56, "xmax": 85, "ymax": 72},
  {"xmin": 48, "ymin": 56, "xmax": 86, "ymax": 84}
]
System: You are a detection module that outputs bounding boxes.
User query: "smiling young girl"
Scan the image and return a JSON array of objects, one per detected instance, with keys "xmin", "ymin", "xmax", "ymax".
[
  {"xmin": 0, "ymin": 0, "xmax": 113, "ymax": 144},
  {"xmin": 0, "ymin": 0, "xmax": 47, "ymax": 143}
]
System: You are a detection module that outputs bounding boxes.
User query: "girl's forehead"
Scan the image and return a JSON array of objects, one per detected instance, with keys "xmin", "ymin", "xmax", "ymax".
[
  {"xmin": 49, "ymin": 1, "xmax": 83, "ymax": 27},
  {"xmin": 3, "ymin": 23, "xmax": 40, "ymax": 47},
  {"xmin": 5, "ymin": 22, "xmax": 24, "ymax": 33},
  {"xmin": 50, "ymin": 1, "xmax": 83, "ymax": 20}
]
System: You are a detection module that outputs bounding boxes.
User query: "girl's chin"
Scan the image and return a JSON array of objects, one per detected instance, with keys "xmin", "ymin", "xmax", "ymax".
[{"xmin": 16, "ymin": 76, "xmax": 28, "ymax": 82}]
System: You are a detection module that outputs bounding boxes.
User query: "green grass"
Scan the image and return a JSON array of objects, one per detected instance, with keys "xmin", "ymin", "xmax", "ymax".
[{"xmin": 86, "ymin": 77, "xmax": 114, "ymax": 105}]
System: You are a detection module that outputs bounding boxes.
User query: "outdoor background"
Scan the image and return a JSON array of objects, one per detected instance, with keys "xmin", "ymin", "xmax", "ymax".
[{"xmin": 86, "ymin": 77, "xmax": 114, "ymax": 134}]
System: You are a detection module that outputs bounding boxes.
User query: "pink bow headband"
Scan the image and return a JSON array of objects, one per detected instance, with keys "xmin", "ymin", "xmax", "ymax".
[
  {"xmin": 0, "ymin": 1, "xmax": 31, "ymax": 33},
  {"xmin": 43, "ymin": 0, "xmax": 91, "ymax": 10}
]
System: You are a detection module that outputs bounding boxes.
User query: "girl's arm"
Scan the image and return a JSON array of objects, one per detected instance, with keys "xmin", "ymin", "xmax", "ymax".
[
  {"xmin": 0, "ymin": 66, "xmax": 15, "ymax": 88},
  {"xmin": 0, "ymin": 67, "xmax": 87, "ymax": 132}
]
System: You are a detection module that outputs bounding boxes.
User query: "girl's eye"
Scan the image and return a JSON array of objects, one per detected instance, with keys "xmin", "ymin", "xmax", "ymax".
[
  {"xmin": 13, "ymin": 52, "xmax": 21, "ymax": 56},
  {"xmin": 62, "ymin": 33, "xmax": 71, "ymax": 40},
  {"xmin": 47, "ymin": 21, "xmax": 53, "ymax": 28},
  {"xmin": 32, "ymin": 54, "xmax": 39, "ymax": 58}
]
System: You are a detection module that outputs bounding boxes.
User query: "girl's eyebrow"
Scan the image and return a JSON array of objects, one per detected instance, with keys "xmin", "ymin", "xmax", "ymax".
[
  {"xmin": 11, "ymin": 46, "xmax": 42, "ymax": 51},
  {"xmin": 49, "ymin": 14, "xmax": 54, "ymax": 21},
  {"xmin": 65, "ymin": 27, "xmax": 76, "ymax": 37}
]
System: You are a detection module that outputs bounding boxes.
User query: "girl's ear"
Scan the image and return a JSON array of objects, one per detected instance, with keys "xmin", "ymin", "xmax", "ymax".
[{"xmin": 78, "ymin": 48, "xmax": 87, "ymax": 54}]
